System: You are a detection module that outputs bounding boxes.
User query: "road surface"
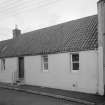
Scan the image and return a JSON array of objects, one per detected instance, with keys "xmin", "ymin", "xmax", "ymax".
[{"xmin": 0, "ymin": 87, "xmax": 85, "ymax": 105}]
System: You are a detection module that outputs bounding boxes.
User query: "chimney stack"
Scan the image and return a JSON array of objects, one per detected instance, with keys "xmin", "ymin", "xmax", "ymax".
[
  {"xmin": 13, "ymin": 25, "xmax": 21, "ymax": 38},
  {"xmin": 97, "ymin": 0, "xmax": 105, "ymax": 95}
]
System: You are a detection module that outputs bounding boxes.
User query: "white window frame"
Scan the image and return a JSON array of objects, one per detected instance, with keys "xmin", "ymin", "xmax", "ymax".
[
  {"xmin": 71, "ymin": 53, "xmax": 80, "ymax": 72},
  {"xmin": 1, "ymin": 58, "xmax": 5, "ymax": 71},
  {"xmin": 41, "ymin": 55, "xmax": 48, "ymax": 72}
]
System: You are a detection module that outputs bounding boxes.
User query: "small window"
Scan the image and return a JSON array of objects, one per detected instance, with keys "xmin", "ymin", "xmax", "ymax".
[
  {"xmin": 1, "ymin": 58, "xmax": 5, "ymax": 71},
  {"xmin": 41, "ymin": 55, "xmax": 48, "ymax": 71},
  {"xmin": 71, "ymin": 53, "xmax": 79, "ymax": 71}
]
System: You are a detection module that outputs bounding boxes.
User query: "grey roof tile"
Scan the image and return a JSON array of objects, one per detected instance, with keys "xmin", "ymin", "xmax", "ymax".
[{"xmin": 0, "ymin": 15, "xmax": 98, "ymax": 58}]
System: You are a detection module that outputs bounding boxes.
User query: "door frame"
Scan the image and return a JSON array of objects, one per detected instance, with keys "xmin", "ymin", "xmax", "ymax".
[{"xmin": 18, "ymin": 56, "xmax": 24, "ymax": 80}]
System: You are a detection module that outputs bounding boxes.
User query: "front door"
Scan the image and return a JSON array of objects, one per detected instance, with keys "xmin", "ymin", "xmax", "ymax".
[{"xmin": 18, "ymin": 57, "xmax": 24, "ymax": 79}]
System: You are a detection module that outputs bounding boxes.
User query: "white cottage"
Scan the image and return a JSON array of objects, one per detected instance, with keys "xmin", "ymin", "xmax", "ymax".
[{"xmin": 0, "ymin": 0, "xmax": 105, "ymax": 95}]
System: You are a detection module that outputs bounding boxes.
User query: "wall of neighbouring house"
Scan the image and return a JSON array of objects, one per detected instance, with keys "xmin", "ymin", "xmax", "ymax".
[
  {"xmin": 104, "ymin": 67, "xmax": 105, "ymax": 85},
  {"xmin": 0, "ymin": 58, "xmax": 18, "ymax": 83},
  {"xmin": 97, "ymin": 0, "xmax": 105, "ymax": 95},
  {"xmin": 24, "ymin": 50, "xmax": 100, "ymax": 94}
]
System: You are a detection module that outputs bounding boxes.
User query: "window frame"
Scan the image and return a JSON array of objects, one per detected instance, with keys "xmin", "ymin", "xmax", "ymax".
[
  {"xmin": 71, "ymin": 53, "xmax": 80, "ymax": 72},
  {"xmin": 1, "ymin": 58, "xmax": 5, "ymax": 71},
  {"xmin": 41, "ymin": 55, "xmax": 48, "ymax": 72}
]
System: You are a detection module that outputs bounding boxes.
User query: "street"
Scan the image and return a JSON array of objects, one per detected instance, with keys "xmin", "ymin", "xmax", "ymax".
[{"xmin": 0, "ymin": 88, "xmax": 85, "ymax": 105}]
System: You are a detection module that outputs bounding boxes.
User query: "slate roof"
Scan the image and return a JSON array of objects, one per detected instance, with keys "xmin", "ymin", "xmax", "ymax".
[{"xmin": 0, "ymin": 15, "xmax": 98, "ymax": 58}]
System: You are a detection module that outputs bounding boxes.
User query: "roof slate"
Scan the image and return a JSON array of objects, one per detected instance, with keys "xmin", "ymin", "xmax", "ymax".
[{"xmin": 0, "ymin": 15, "xmax": 98, "ymax": 58}]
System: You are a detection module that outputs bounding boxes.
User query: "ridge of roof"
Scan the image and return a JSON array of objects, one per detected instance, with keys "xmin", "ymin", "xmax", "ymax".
[{"xmin": 22, "ymin": 14, "xmax": 97, "ymax": 36}]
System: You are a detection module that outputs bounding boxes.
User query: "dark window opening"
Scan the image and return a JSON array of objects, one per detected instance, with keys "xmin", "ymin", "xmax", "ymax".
[{"xmin": 72, "ymin": 54, "xmax": 79, "ymax": 70}]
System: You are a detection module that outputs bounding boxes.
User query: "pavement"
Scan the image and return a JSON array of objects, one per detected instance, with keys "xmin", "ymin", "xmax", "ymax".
[{"xmin": 0, "ymin": 82, "xmax": 105, "ymax": 105}]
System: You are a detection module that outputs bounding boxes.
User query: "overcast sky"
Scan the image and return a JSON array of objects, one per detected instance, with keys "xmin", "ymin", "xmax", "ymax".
[{"xmin": 0, "ymin": 0, "xmax": 98, "ymax": 41}]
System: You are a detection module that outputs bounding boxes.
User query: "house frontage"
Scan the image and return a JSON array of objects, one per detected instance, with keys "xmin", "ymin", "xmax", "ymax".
[{"xmin": 0, "ymin": 0, "xmax": 105, "ymax": 95}]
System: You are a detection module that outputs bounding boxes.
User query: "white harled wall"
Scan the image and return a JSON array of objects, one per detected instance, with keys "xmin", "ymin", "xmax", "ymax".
[
  {"xmin": 24, "ymin": 50, "xmax": 100, "ymax": 94},
  {"xmin": 0, "ymin": 58, "xmax": 18, "ymax": 83}
]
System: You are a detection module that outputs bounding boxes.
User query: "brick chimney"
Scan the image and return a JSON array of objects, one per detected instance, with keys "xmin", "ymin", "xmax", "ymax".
[
  {"xmin": 13, "ymin": 25, "xmax": 21, "ymax": 38},
  {"xmin": 97, "ymin": 0, "xmax": 105, "ymax": 95}
]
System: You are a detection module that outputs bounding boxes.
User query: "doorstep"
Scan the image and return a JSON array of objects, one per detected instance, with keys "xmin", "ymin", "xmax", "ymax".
[{"xmin": 0, "ymin": 82, "xmax": 105, "ymax": 105}]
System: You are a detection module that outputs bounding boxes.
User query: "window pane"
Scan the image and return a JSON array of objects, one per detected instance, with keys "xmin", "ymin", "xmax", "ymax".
[
  {"xmin": 1, "ymin": 58, "xmax": 5, "ymax": 71},
  {"xmin": 73, "ymin": 63, "xmax": 79, "ymax": 70},
  {"xmin": 44, "ymin": 57, "xmax": 48, "ymax": 62},
  {"xmin": 72, "ymin": 54, "xmax": 79, "ymax": 62},
  {"xmin": 44, "ymin": 63, "xmax": 48, "ymax": 70}
]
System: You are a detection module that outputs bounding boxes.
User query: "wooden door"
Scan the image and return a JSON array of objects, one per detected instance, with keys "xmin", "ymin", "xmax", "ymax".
[{"xmin": 18, "ymin": 57, "xmax": 24, "ymax": 79}]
